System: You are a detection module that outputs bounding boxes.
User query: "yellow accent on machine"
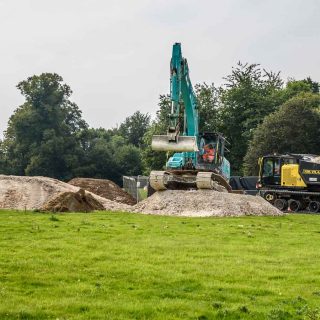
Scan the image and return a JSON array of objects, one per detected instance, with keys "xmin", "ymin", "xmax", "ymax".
[
  {"xmin": 281, "ymin": 164, "xmax": 307, "ymax": 188},
  {"xmin": 257, "ymin": 154, "xmax": 320, "ymax": 213}
]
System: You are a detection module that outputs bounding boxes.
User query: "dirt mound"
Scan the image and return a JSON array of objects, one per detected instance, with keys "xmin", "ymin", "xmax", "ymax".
[
  {"xmin": 41, "ymin": 189, "xmax": 105, "ymax": 212},
  {"xmin": 0, "ymin": 175, "xmax": 283, "ymax": 217},
  {"xmin": 132, "ymin": 190, "xmax": 284, "ymax": 217},
  {"xmin": 0, "ymin": 175, "xmax": 130, "ymax": 212},
  {"xmin": 68, "ymin": 178, "xmax": 136, "ymax": 205}
]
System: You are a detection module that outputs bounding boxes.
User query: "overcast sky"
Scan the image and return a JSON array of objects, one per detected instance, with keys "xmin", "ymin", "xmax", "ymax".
[{"xmin": 1, "ymin": 0, "xmax": 319, "ymax": 136}]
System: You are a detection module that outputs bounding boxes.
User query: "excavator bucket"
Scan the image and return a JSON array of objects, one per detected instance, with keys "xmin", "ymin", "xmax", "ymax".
[{"xmin": 151, "ymin": 135, "xmax": 198, "ymax": 152}]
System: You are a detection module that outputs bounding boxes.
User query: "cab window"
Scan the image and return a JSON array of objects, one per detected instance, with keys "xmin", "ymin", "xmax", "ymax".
[
  {"xmin": 283, "ymin": 158, "xmax": 295, "ymax": 165},
  {"xmin": 262, "ymin": 159, "xmax": 274, "ymax": 177},
  {"xmin": 274, "ymin": 159, "xmax": 280, "ymax": 176}
]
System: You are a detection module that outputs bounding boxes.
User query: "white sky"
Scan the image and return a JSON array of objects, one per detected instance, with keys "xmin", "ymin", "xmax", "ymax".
[{"xmin": 1, "ymin": 0, "xmax": 319, "ymax": 136}]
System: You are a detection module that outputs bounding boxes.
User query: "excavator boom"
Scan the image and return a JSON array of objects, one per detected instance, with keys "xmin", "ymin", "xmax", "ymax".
[{"xmin": 151, "ymin": 43, "xmax": 199, "ymax": 152}]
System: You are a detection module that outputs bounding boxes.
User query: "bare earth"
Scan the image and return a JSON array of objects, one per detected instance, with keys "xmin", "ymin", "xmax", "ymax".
[
  {"xmin": 68, "ymin": 177, "xmax": 136, "ymax": 205},
  {"xmin": 0, "ymin": 175, "xmax": 130, "ymax": 212},
  {"xmin": 0, "ymin": 175, "xmax": 283, "ymax": 217}
]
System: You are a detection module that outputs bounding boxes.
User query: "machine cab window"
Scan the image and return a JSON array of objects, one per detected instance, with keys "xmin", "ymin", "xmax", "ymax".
[{"xmin": 261, "ymin": 157, "xmax": 281, "ymax": 185}]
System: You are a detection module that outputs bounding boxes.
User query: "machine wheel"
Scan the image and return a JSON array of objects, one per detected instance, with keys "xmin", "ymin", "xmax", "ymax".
[
  {"xmin": 288, "ymin": 199, "xmax": 301, "ymax": 212},
  {"xmin": 274, "ymin": 198, "xmax": 288, "ymax": 211},
  {"xmin": 309, "ymin": 201, "xmax": 320, "ymax": 213}
]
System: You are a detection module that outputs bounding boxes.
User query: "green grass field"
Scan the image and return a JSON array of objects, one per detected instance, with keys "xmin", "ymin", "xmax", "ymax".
[{"xmin": 1, "ymin": 210, "xmax": 320, "ymax": 320}]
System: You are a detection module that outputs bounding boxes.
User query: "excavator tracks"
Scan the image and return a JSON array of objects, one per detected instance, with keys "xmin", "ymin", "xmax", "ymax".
[
  {"xmin": 149, "ymin": 171, "xmax": 169, "ymax": 191},
  {"xmin": 149, "ymin": 170, "xmax": 231, "ymax": 192},
  {"xmin": 259, "ymin": 189, "xmax": 320, "ymax": 213}
]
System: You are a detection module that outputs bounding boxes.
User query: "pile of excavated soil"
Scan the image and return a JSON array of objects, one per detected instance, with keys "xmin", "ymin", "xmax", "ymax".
[
  {"xmin": 132, "ymin": 190, "xmax": 284, "ymax": 217},
  {"xmin": 0, "ymin": 175, "xmax": 283, "ymax": 217},
  {"xmin": 0, "ymin": 175, "xmax": 130, "ymax": 212},
  {"xmin": 68, "ymin": 178, "xmax": 136, "ymax": 205},
  {"xmin": 41, "ymin": 189, "xmax": 105, "ymax": 212}
]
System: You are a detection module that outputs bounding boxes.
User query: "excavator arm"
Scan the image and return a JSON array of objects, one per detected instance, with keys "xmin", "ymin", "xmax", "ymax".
[{"xmin": 152, "ymin": 43, "xmax": 198, "ymax": 152}]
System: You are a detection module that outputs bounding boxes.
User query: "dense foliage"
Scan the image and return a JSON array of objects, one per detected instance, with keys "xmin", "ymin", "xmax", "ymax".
[
  {"xmin": 0, "ymin": 74, "xmax": 146, "ymax": 185},
  {"xmin": 0, "ymin": 73, "xmax": 87, "ymax": 180},
  {"xmin": 244, "ymin": 93, "xmax": 320, "ymax": 175},
  {"xmin": 0, "ymin": 67, "xmax": 319, "ymax": 183}
]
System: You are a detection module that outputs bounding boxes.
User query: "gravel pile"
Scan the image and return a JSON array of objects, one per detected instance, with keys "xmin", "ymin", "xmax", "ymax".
[
  {"xmin": 132, "ymin": 189, "xmax": 284, "ymax": 217},
  {"xmin": 0, "ymin": 175, "xmax": 130, "ymax": 212}
]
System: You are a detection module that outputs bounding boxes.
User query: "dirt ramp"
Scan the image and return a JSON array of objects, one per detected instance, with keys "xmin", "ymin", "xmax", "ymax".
[
  {"xmin": 41, "ymin": 189, "xmax": 104, "ymax": 212},
  {"xmin": 0, "ymin": 175, "xmax": 130, "ymax": 212},
  {"xmin": 68, "ymin": 178, "xmax": 136, "ymax": 205},
  {"xmin": 132, "ymin": 190, "xmax": 284, "ymax": 217}
]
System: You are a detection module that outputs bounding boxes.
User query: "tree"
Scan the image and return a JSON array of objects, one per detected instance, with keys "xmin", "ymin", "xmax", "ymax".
[
  {"xmin": 0, "ymin": 140, "xmax": 7, "ymax": 173},
  {"xmin": 303, "ymin": 77, "xmax": 319, "ymax": 94},
  {"xmin": 108, "ymin": 135, "xmax": 142, "ymax": 183},
  {"xmin": 74, "ymin": 129, "xmax": 143, "ymax": 185},
  {"xmin": 243, "ymin": 93, "xmax": 320, "ymax": 175},
  {"xmin": 141, "ymin": 95, "xmax": 170, "ymax": 174},
  {"xmin": 118, "ymin": 111, "xmax": 151, "ymax": 147},
  {"xmin": 283, "ymin": 78, "xmax": 319, "ymax": 99},
  {"xmin": 73, "ymin": 128, "xmax": 117, "ymax": 181},
  {"xmin": 0, "ymin": 73, "xmax": 87, "ymax": 180},
  {"xmin": 195, "ymin": 83, "xmax": 220, "ymax": 132},
  {"xmin": 218, "ymin": 62, "xmax": 285, "ymax": 175},
  {"xmin": 114, "ymin": 144, "xmax": 142, "ymax": 177}
]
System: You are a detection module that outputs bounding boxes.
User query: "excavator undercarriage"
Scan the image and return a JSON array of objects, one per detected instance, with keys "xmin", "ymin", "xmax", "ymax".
[{"xmin": 149, "ymin": 170, "xmax": 231, "ymax": 192}]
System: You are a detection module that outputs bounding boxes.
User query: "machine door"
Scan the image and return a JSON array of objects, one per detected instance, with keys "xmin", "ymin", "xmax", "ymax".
[{"xmin": 261, "ymin": 157, "xmax": 281, "ymax": 186}]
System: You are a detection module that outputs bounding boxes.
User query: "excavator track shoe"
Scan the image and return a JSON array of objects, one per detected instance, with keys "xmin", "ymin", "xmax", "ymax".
[
  {"xmin": 196, "ymin": 172, "xmax": 215, "ymax": 189},
  {"xmin": 196, "ymin": 172, "xmax": 229, "ymax": 192},
  {"xmin": 149, "ymin": 171, "xmax": 169, "ymax": 191}
]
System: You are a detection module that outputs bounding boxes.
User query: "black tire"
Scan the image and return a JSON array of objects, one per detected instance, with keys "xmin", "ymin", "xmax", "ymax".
[
  {"xmin": 309, "ymin": 201, "xmax": 320, "ymax": 213},
  {"xmin": 288, "ymin": 199, "xmax": 301, "ymax": 212},
  {"xmin": 274, "ymin": 198, "xmax": 288, "ymax": 211}
]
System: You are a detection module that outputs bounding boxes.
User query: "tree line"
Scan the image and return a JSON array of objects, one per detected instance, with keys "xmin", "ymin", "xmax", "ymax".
[{"xmin": 0, "ymin": 64, "xmax": 319, "ymax": 185}]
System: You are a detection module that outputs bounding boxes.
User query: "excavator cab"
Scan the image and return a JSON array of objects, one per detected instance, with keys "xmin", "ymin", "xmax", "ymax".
[
  {"xmin": 260, "ymin": 156, "xmax": 281, "ymax": 186},
  {"xmin": 197, "ymin": 133, "xmax": 230, "ymax": 178},
  {"xmin": 257, "ymin": 155, "xmax": 297, "ymax": 188}
]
